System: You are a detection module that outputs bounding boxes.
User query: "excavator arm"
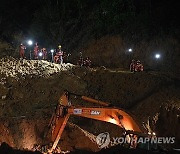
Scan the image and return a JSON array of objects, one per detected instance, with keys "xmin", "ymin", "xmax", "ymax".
[
  {"xmin": 47, "ymin": 91, "xmax": 144, "ymax": 152},
  {"xmin": 68, "ymin": 107, "xmax": 141, "ymax": 132}
]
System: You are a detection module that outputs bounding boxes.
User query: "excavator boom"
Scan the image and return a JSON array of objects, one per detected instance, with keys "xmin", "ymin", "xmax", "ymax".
[{"xmin": 68, "ymin": 107, "xmax": 141, "ymax": 132}]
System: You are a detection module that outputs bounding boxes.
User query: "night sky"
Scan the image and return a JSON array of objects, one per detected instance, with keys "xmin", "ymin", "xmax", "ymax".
[{"xmin": 0, "ymin": 0, "xmax": 42, "ymax": 35}]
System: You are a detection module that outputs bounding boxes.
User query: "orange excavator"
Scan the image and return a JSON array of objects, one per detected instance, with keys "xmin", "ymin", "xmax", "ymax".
[{"xmin": 46, "ymin": 91, "xmax": 148, "ymax": 152}]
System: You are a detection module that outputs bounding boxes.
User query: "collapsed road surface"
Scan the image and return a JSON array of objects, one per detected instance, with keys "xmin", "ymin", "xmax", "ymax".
[{"xmin": 0, "ymin": 57, "xmax": 180, "ymax": 153}]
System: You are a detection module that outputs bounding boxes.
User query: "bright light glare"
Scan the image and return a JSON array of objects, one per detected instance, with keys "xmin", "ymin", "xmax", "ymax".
[
  {"xmin": 155, "ymin": 54, "xmax": 161, "ymax": 59},
  {"xmin": 39, "ymin": 52, "xmax": 43, "ymax": 57},
  {"xmin": 128, "ymin": 48, "xmax": 132, "ymax": 52},
  {"xmin": 108, "ymin": 118, "xmax": 117, "ymax": 124},
  {"xmin": 27, "ymin": 40, "xmax": 33, "ymax": 46},
  {"xmin": 152, "ymin": 132, "xmax": 156, "ymax": 136},
  {"xmin": 51, "ymin": 49, "xmax": 54, "ymax": 53}
]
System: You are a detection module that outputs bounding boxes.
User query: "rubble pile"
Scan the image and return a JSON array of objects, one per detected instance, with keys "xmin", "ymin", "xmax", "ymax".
[{"xmin": 0, "ymin": 57, "xmax": 74, "ymax": 78}]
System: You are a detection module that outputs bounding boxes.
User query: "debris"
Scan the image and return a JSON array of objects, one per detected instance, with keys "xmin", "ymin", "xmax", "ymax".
[
  {"xmin": 1, "ymin": 95, "xmax": 6, "ymax": 100},
  {"xmin": 0, "ymin": 57, "xmax": 74, "ymax": 79}
]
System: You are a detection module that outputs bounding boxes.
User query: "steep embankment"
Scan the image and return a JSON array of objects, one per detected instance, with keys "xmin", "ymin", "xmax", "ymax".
[
  {"xmin": 81, "ymin": 35, "xmax": 180, "ymax": 76},
  {"xmin": 0, "ymin": 58, "xmax": 179, "ymax": 153}
]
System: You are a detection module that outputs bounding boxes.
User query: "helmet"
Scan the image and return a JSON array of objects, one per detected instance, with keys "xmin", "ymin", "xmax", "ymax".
[
  {"xmin": 58, "ymin": 45, "xmax": 61, "ymax": 48},
  {"xmin": 137, "ymin": 60, "xmax": 141, "ymax": 63}
]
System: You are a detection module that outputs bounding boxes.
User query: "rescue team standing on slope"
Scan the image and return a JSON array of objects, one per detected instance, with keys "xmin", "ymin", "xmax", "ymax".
[
  {"xmin": 19, "ymin": 43, "xmax": 67, "ymax": 64},
  {"xmin": 20, "ymin": 42, "xmax": 50, "ymax": 61},
  {"xmin": 19, "ymin": 43, "xmax": 92, "ymax": 67},
  {"xmin": 19, "ymin": 43, "xmax": 143, "ymax": 71}
]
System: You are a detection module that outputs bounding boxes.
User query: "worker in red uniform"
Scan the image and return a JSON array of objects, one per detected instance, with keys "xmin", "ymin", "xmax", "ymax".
[
  {"xmin": 19, "ymin": 43, "xmax": 26, "ymax": 59},
  {"xmin": 42, "ymin": 48, "xmax": 47, "ymax": 60},
  {"xmin": 54, "ymin": 45, "xmax": 63, "ymax": 64},
  {"xmin": 135, "ymin": 60, "xmax": 144, "ymax": 72},
  {"xmin": 34, "ymin": 42, "xmax": 39, "ymax": 59},
  {"xmin": 77, "ymin": 52, "xmax": 83, "ymax": 66},
  {"xmin": 63, "ymin": 51, "xmax": 67, "ymax": 63},
  {"xmin": 84, "ymin": 57, "xmax": 92, "ymax": 67},
  {"xmin": 54, "ymin": 52, "xmax": 60, "ymax": 63},
  {"xmin": 130, "ymin": 59, "xmax": 136, "ymax": 72}
]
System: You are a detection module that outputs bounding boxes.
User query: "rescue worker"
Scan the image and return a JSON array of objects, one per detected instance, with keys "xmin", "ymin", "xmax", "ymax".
[
  {"xmin": 34, "ymin": 42, "xmax": 39, "ymax": 59},
  {"xmin": 54, "ymin": 45, "xmax": 63, "ymax": 64},
  {"xmin": 130, "ymin": 59, "xmax": 136, "ymax": 72},
  {"xmin": 77, "ymin": 57, "xmax": 84, "ymax": 66},
  {"xmin": 66, "ymin": 53, "xmax": 71, "ymax": 63},
  {"xmin": 77, "ymin": 52, "xmax": 83, "ymax": 66},
  {"xmin": 135, "ymin": 60, "xmax": 144, "ymax": 72},
  {"xmin": 54, "ymin": 52, "xmax": 60, "ymax": 63},
  {"xmin": 63, "ymin": 51, "xmax": 67, "ymax": 63},
  {"xmin": 84, "ymin": 57, "xmax": 92, "ymax": 67},
  {"xmin": 42, "ymin": 48, "xmax": 47, "ymax": 60},
  {"xmin": 58, "ymin": 45, "xmax": 63, "ymax": 64},
  {"xmin": 19, "ymin": 43, "xmax": 26, "ymax": 59}
]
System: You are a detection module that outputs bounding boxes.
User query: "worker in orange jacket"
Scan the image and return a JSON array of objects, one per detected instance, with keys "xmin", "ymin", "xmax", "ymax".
[
  {"xmin": 54, "ymin": 45, "xmax": 63, "ymax": 64},
  {"xmin": 135, "ymin": 60, "xmax": 144, "ymax": 72},
  {"xmin": 84, "ymin": 57, "xmax": 92, "ymax": 67},
  {"xmin": 130, "ymin": 59, "xmax": 136, "ymax": 72},
  {"xmin": 34, "ymin": 42, "xmax": 39, "ymax": 59},
  {"xmin": 42, "ymin": 48, "xmax": 47, "ymax": 60},
  {"xmin": 19, "ymin": 43, "xmax": 26, "ymax": 59}
]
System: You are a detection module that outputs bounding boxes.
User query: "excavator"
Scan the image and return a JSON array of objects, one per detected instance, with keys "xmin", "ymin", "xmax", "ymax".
[{"xmin": 45, "ymin": 90, "xmax": 152, "ymax": 152}]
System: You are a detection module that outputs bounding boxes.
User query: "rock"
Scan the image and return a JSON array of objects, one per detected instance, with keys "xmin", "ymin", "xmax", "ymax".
[{"xmin": 1, "ymin": 95, "xmax": 6, "ymax": 100}]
